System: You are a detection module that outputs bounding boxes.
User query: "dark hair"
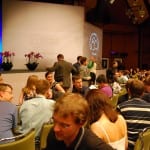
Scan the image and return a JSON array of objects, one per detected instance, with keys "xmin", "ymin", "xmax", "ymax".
[
  {"xmin": 96, "ymin": 74, "xmax": 108, "ymax": 83},
  {"xmin": 80, "ymin": 57, "xmax": 87, "ymax": 65},
  {"xmin": 85, "ymin": 89, "xmax": 118, "ymax": 124},
  {"xmin": 45, "ymin": 71, "xmax": 52, "ymax": 78},
  {"xmin": 72, "ymin": 75, "xmax": 82, "ymax": 82},
  {"xmin": 77, "ymin": 56, "xmax": 82, "ymax": 61},
  {"xmin": 57, "ymin": 54, "xmax": 64, "ymax": 59}
]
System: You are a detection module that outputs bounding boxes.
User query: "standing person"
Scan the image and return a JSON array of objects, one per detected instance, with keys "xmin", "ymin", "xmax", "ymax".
[
  {"xmin": 117, "ymin": 79, "xmax": 150, "ymax": 150},
  {"xmin": 18, "ymin": 74, "xmax": 39, "ymax": 105},
  {"xmin": 85, "ymin": 89, "xmax": 128, "ymax": 150},
  {"xmin": 72, "ymin": 75, "xmax": 89, "ymax": 97},
  {"xmin": 0, "ymin": 83, "xmax": 18, "ymax": 144},
  {"xmin": 19, "ymin": 79, "xmax": 55, "ymax": 146},
  {"xmin": 72, "ymin": 55, "xmax": 82, "ymax": 75},
  {"xmin": 87, "ymin": 56, "xmax": 97, "ymax": 85},
  {"xmin": 45, "ymin": 93, "xmax": 114, "ymax": 150},
  {"xmin": 79, "ymin": 56, "xmax": 91, "ymax": 86},
  {"xmin": 46, "ymin": 54, "xmax": 77, "ymax": 91},
  {"xmin": 45, "ymin": 71, "xmax": 65, "ymax": 100}
]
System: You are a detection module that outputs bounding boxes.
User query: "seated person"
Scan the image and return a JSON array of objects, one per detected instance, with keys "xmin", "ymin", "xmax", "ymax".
[
  {"xmin": 0, "ymin": 83, "xmax": 18, "ymax": 144},
  {"xmin": 96, "ymin": 74, "xmax": 113, "ymax": 98},
  {"xmin": 86, "ymin": 89, "xmax": 128, "ymax": 150},
  {"xmin": 142, "ymin": 75, "xmax": 150, "ymax": 103},
  {"xmin": 18, "ymin": 75, "xmax": 39, "ymax": 105},
  {"xmin": 45, "ymin": 93, "xmax": 114, "ymax": 150},
  {"xmin": 19, "ymin": 79, "xmax": 55, "ymax": 146},
  {"xmin": 117, "ymin": 79, "xmax": 150, "ymax": 150},
  {"xmin": 45, "ymin": 71, "xmax": 65, "ymax": 100},
  {"xmin": 72, "ymin": 75, "xmax": 89, "ymax": 97},
  {"xmin": 117, "ymin": 79, "xmax": 133, "ymax": 105}
]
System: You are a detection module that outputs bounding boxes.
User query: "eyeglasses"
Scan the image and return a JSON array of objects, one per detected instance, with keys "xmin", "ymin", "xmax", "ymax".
[
  {"xmin": 4, "ymin": 91, "xmax": 13, "ymax": 94},
  {"xmin": 52, "ymin": 117, "xmax": 71, "ymax": 129}
]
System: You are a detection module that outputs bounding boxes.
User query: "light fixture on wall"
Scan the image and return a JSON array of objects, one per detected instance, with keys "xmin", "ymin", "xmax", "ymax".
[{"xmin": 126, "ymin": 0, "xmax": 149, "ymax": 24}]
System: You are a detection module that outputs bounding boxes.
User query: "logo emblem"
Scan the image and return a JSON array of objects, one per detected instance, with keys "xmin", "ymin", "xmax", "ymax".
[{"xmin": 89, "ymin": 32, "xmax": 99, "ymax": 56}]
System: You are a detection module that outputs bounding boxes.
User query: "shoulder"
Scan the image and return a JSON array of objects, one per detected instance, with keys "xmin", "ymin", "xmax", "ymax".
[
  {"xmin": 46, "ymin": 128, "xmax": 65, "ymax": 149},
  {"xmin": 81, "ymin": 128, "xmax": 113, "ymax": 149}
]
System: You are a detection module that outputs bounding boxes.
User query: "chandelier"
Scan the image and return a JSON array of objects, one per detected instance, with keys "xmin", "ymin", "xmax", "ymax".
[{"xmin": 126, "ymin": 0, "xmax": 149, "ymax": 24}]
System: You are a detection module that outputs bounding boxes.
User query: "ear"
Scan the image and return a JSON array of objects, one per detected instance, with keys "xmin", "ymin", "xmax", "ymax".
[{"xmin": 0, "ymin": 91, "xmax": 3, "ymax": 97}]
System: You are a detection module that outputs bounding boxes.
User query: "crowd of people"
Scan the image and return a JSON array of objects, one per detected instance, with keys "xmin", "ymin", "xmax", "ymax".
[{"xmin": 0, "ymin": 55, "xmax": 150, "ymax": 150}]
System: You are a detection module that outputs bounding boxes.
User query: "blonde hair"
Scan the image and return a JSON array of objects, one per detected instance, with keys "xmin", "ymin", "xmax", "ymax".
[{"xmin": 22, "ymin": 75, "xmax": 39, "ymax": 94}]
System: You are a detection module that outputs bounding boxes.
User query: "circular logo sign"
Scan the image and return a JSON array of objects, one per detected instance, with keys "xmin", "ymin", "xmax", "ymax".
[{"xmin": 89, "ymin": 32, "xmax": 99, "ymax": 56}]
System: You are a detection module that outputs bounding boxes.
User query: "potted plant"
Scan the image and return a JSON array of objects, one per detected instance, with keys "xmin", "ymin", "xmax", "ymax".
[
  {"xmin": 0, "ymin": 51, "xmax": 15, "ymax": 71},
  {"xmin": 25, "ymin": 51, "xmax": 43, "ymax": 71}
]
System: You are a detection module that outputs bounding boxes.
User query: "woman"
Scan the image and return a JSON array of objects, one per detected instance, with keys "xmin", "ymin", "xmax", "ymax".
[
  {"xmin": 45, "ymin": 71, "xmax": 65, "ymax": 100},
  {"xmin": 85, "ymin": 89, "xmax": 128, "ymax": 150},
  {"xmin": 96, "ymin": 74, "xmax": 113, "ymax": 98},
  {"xmin": 18, "ymin": 75, "xmax": 39, "ymax": 105}
]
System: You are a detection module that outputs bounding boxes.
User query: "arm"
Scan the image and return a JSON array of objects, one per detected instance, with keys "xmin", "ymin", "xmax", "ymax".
[
  {"xmin": 55, "ymin": 83, "xmax": 65, "ymax": 93},
  {"xmin": 18, "ymin": 90, "xmax": 24, "ymax": 105},
  {"xmin": 46, "ymin": 62, "xmax": 57, "ymax": 72}
]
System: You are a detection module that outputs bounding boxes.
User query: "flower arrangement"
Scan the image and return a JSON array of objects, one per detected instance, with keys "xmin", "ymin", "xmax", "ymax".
[
  {"xmin": 0, "ymin": 51, "xmax": 15, "ymax": 71},
  {"xmin": 25, "ymin": 51, "xmax": 43, "ymax": 64},
  {"xmin": 0, "ymin": 51, "xmax": 15, "ymax": 63}
]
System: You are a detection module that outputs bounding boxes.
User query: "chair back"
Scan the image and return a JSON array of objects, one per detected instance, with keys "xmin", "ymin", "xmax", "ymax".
[
  {"xmin": 0, "ymin": 129, "xmax": 35, "ymax": 150},
  {"xmin": 134, "ymin": 127, "xmax": 150, "ymax": 150},
  {"xmin": 40, "ymin": 123, "xmax": 53, "ymax": 150}
]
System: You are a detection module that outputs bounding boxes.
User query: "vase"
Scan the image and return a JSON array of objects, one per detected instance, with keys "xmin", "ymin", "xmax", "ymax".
[
  {"xmin": 1, "ymin": 62, "xmax": 13, "ymax": 71},
  {"xmin": 26, "ymin": 63, "xmax": 38, "ymax": 71}
]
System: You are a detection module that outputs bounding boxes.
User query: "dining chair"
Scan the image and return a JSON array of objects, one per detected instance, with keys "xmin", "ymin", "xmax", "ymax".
[
  {"xmin": 0, "ymin": 129, "xmax": 35, "ymax": 150},
  {"xmin": 39, "ymin": 123, "xmax": 53, "ymax": 150}
]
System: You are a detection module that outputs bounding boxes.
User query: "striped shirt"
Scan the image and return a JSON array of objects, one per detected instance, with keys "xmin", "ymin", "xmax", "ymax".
[{"xmin": 117, "ymin": 98, "xmax": 150, "ymax": 150}]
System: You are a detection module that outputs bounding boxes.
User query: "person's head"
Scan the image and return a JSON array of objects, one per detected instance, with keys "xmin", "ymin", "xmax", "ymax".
[
  {"xmin": 77, "ymin": 56, "xmax": 82, "ymax": 62},
  {"xmin": 0, "ymin": 83, "xmax": 13, "ymax": 102},
  {"xmin": 36, "ymin": 79, "xmax": 52, "ymax": 98},
  {"xmin": 112, "ymin": 60, "xmax": 118, "ymax": 68},
  {"xmin": 80, "ymin": 57, "xmax": 88, "ymax": 65},
  {"xmin": 72, "ymin": 75, "xmax": 83, "ymax": 89},
  {"xmin": 45, "ymin": 71, "xmax": 53, "ymax": 83},
  {"xmin": 85, "ymin": 89, "xmax": 118, "ymax": 124},
  {"xmin": 25, "ymin": 75, "xmax": 39, "ymax": 90},
  {"xmin": 57, "ymin": 54, "xmax": 64, "ymax": 61},
  {"xmin": 96, "ymin": 74, "xmax": 108, "ymax": 84},
  {"xmin": 143, "ymin": 76, "xmax": 150, "ymax": 93},
  {"xmin": 129, "ymin": 79, "xmax": 145, "ymax": 98},
  {"xmin": 52, "ymin": 93, "xmax": 89, "ymax": 143}
]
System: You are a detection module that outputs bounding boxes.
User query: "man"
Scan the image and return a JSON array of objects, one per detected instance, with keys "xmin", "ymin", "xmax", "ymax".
[
  {"xmin": 0, "ymin": 83, "xmax": 18, "ymax": 143},
  {"xmin": 117, "ymin": 79, "xmax": 150, "ymax": 150},
  {"xmin": 72, "ymin": 55, "xmax": 82, "ymax": 75},
  {"xmin": 142, "ymin": 75, "xmax": 150, "ymax": 102},
  {"xmin": 72, "ymin": 75, "xmax": 89, "ymax": 97},
  {"xmin": 46, "ymin": 54, "xmax": 77, "ymax": 91},
  {"xmin": 19, "ymin": 79, "xmax": 55, "ymax": 145},
  {"xmin": 45, "ymin": 93, "xmax": 114, "ymax": 150}
]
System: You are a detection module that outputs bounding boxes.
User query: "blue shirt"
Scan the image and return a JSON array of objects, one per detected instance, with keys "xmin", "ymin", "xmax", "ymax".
[{"xmin": 0, "ymin": 101, "xmax": 18, "ymax": 143}]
